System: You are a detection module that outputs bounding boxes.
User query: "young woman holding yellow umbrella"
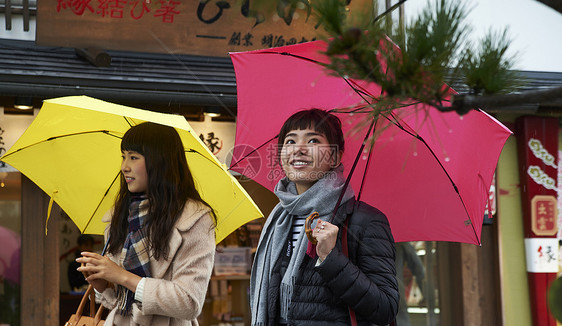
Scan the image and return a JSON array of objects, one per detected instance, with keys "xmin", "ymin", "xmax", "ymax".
[{"xmin": 77, "ymin": 122, "xmax": 215, "ymax": 325}]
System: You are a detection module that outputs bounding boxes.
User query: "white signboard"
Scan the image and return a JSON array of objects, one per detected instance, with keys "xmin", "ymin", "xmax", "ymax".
[
  {"xmin": 188, "ymin": 116, "xmax": 236, "ymax": 166},
  {"xmin": 525, "ymin": 237, "xmax": 559, "ymax": 273}
]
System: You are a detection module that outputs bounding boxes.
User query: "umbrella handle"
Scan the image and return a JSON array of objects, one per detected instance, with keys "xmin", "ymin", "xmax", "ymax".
[{"xmin": 305, "ymin": 211, "xmax": 320, "ymax": 245}]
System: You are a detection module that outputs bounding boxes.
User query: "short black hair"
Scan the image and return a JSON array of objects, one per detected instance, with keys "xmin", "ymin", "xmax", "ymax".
[{"xmin": 277, "ymin": 109, "xmax": 345, "ymax": 158}]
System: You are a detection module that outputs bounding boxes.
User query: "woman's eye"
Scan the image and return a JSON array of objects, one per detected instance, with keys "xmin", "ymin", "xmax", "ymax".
[
  {"xmin": 308, "ymin": 138, "xmax": 320, "ymax": 144},
  {"xmin": 285, "ymin": 139, "xmax": 295, "ymax": 145}
]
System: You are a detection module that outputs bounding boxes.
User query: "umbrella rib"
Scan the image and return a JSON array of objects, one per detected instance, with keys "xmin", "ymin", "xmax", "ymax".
[
  {"xmin": 185, "ymin": 149, "xmax": 224, "ymax": 170},
  {"xmin": 229, "ymin": 135, "xmax": 279, "ymax": 170},
  {"xmin": 383, "ymin": 112, "xmax": 459, "ymax": 192},
  {"xmin": 123, "ymin": 116, "xmax": 134, "ymax": 127},
  {"xmin": 1, "ymin": 130, "xmax": 121, "ymax": 159},
  {"xmin": 83, "ymin": 171, "xmax": 120, "ymax": 234},
  {"xmin": 356, "ymin": 119, "xmax": 379, "ymax": 203},
  {"xmin": 381, "ymin": 112, "xmax": 480, "ymax": 245},
  {"xmin": 328, "ymin": 118, "xmax": 377, "ymax": 223},
  {"xmin": 275, "ymin": 51, "xmax": 324, "ymax": 65}
]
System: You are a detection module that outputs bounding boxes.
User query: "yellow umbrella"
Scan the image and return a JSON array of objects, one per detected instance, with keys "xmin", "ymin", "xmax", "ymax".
[{"xmin": 0, "ymin": 96, "xmax": 263, "ymax": 243}]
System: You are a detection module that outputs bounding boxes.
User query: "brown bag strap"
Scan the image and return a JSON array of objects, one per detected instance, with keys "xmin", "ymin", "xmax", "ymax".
[
  {"xmin": 70, "ymin": 284, "xmax": 104, "ymax": 325},
  {"xmin": 94, "ymin": 297, "xmax": 104, "ymax": 324},
  {"xmin": 88, "ymin": 287, "xmax": 96, "ymax": 318}
]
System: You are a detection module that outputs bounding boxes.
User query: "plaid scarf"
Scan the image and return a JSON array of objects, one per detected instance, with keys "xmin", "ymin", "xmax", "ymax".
[{"xmin": 116, "ymin": 195, "xmax": 152, "ymax": 315}]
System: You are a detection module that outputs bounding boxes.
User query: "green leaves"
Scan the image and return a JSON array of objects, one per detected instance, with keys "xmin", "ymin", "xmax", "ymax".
[
  {"xmin": 407, "ymin": 0, "xmax": 470, "ymax": 69},
  {"xmin": 317, "ymin": 0, "xmax": 519, "ymax": 113},
  {"xmin": 460, "ymin": 29, "xmax": 521, "ymax": 95}
]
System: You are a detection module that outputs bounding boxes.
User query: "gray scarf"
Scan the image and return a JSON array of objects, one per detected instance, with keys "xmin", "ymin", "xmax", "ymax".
[{"xmin": 250, "ymin": 165, "xmax": 354, "ymax": 326}]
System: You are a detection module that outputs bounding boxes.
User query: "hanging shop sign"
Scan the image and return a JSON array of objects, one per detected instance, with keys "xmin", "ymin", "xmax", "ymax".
[
  {"xmin": 189, "ymin": 117, "xmax": 235, "ymax": 165},
  {"xmin": 36, "ymin": 0, "xmax": 371, "ymax": 57},
  {"xmin": 516, "ymin": 116, "xmax": 559, "ymax": 326}
]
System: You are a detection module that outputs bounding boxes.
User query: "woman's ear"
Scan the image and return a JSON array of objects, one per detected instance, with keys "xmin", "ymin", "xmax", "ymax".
[{"xmin": 333, "ymin": 150, "xmax": 343, "ymax": 168}]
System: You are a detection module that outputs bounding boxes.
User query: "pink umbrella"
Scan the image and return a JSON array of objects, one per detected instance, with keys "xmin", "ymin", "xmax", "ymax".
[
  {"xmin": 229, "ymin": 40, "xmax": 512, "ymax": 245},
  {"xmin": 0, "ymin": 226, "xmax": 21, "ymax": 284}
]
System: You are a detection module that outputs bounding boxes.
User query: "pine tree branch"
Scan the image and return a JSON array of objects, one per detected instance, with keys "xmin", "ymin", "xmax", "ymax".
[{"xmin": 441, "ymin": 85, "xmax": 562, "ymax": 112}]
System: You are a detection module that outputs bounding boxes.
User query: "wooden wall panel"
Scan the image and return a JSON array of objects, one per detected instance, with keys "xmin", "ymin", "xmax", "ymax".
[{"xmin": 21, "ymin": 175, "xmax": 60, "ymax": 326}]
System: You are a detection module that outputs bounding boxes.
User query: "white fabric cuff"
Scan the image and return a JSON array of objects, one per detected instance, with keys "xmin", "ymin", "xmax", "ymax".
[
  {"xmin": 314, "ymin": 249, "xmax": 333, "ymax": 267},
  {"xmin": 94, "ymin": 288, "xmax": 102, "ymax": 303},
  {"xmin": 134, "ymin": 277, "xmax": 146, "ymax": 302}
]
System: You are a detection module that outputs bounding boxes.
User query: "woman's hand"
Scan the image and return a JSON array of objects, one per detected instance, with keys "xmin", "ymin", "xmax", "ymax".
[
  {"xmin": 77, "ymin": 251, "xmax": 141, "ymax": 293},
  {"xmin": 313, "ymin": 220, "xmax": 338, "ymax": 260}
]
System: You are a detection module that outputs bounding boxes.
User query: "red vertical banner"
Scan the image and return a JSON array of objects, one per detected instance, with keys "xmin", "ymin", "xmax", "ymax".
[{"xmin": 516, "ymin": 116, "xmax": 559, "ymax": 326}]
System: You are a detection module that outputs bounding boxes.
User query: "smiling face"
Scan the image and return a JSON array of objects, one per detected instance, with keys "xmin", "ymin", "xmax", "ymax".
[
  {"xmin": 280, "ymin": 127, "xmax": 342, "ymax": 194},
  {"xmin": 121, "ymin": 150, "xmax": 148, "ymax": 193}
]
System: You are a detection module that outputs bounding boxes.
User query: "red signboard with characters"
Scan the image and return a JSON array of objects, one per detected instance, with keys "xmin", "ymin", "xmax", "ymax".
[
  {"xmin": 516, "ymin": 116, "xmax": 559, "ymax": 326},
  {"xmin": 531, "ymin": 195, "xmax": 558, "ymax": 236}
]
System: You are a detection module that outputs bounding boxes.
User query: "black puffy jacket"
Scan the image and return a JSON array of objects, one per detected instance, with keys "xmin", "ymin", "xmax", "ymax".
[{"xmin": 266, "ymin": 198, "xmax": 399, "ymax": 326}]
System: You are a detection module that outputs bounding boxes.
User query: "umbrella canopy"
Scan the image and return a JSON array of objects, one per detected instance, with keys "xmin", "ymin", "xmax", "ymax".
[
  {"xmin": 229, "ymin": 40, "xmax": 512, "ymax": 245},
  {"xmin": 0, "ymin": 96, "xmax": 263, "ymax": 244}
]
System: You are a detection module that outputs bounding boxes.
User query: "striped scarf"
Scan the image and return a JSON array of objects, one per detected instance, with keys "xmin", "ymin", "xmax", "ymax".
[{"xmin": 116, "ymin": 195, "xmax": 152, "ymax": 315}]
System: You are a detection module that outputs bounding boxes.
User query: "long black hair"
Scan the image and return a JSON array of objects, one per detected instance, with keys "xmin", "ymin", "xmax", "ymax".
[{"xmin": 107, "ymin": 122, "xmax": 215, "ymax": 260}]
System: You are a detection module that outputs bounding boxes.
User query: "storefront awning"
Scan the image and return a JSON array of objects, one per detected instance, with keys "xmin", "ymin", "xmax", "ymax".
[
  {"xmin": 0, "ymin": 39, "xmax": 238, "ymax": 114},
  {"xmin": 2, "ymin": 38, "xmax": 562, "ymax": 116}
]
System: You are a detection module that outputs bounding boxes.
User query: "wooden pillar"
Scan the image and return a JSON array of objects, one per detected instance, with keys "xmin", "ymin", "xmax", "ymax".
[
  {"xmin": 21, "ymin": 175, "xmax": 60, "ymax": 326},
  {"xmin": 460, "ymin": 243, "xmax": 481, "ymax": 326},
  {"xmin": 437, "ymin": 242, "xmax": 463, "ymax": 325},
  {"xmin": 479, "ymin": 223, "xmax": 503, "ymax": 326},
  {"xmin": 438, "ymin": 227, "xmax": 502, "ymax": 326}
]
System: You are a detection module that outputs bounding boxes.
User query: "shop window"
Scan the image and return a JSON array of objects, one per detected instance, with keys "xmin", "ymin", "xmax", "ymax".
[
  {"xmin": 397, "ymin": 241, "xmax": 440, "ymax": 326},
  {"xmin": 0, "ymin": 171, "xmax": 22, "ymax": 326}
]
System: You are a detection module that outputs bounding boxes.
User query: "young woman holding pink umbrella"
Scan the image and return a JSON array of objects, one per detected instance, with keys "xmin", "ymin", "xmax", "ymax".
[{"xmin": 250, "ymin": 109, "xmax": 399, "ymax": 326}]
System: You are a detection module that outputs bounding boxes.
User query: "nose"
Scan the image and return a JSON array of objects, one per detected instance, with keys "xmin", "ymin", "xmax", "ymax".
[
  {"xmin": 292, "ymin": 142, "xmax": 309, "ymax": 155},
  {"xmin": 121, "ymin": 158, "xmax": 130, "ymax": 172}
]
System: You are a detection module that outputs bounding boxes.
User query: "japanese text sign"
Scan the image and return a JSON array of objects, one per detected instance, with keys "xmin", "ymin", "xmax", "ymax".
[{"xmin": 37, "ymin": 0, "xmax": 371, "ymax": 57}]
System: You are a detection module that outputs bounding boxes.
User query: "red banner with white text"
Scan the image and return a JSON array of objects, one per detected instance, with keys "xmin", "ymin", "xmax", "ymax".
[{"xmin": 516, "ymin": 116, "xmax": 559, "ymax": 326}]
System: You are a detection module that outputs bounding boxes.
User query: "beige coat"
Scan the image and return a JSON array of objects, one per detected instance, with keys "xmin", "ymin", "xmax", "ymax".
[{"xmin": 99, "ymin": 199, "xmax": 216, "ymax": 326}]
